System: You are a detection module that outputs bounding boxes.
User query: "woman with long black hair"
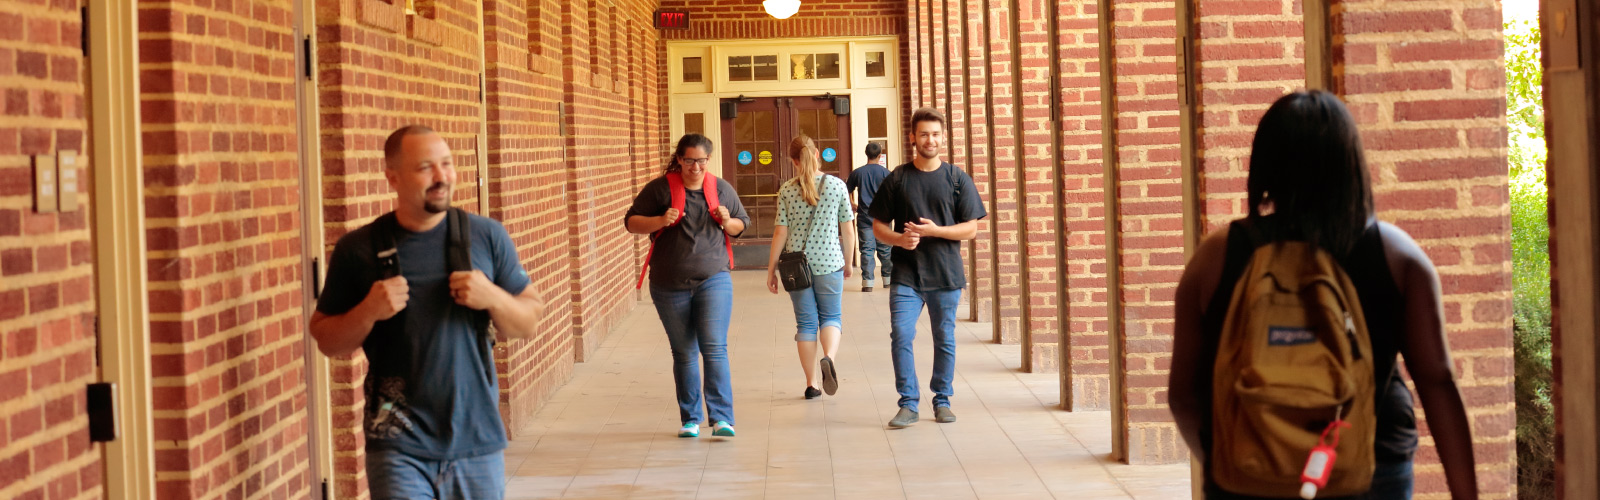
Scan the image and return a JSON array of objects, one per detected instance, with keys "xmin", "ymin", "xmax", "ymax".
[
  {"xmin": 625, "ymin": 134, "xmax": 750, "ymax": 438},
  {"xmin": 1169, "ymin": 90, "xmax": 1478, "ymax": 499}
]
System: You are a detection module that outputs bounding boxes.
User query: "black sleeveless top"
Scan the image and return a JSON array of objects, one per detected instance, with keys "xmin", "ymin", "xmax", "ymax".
[{"xmin": 1198, "ymin": 216, "xmax": 1419, "ymax": 499}]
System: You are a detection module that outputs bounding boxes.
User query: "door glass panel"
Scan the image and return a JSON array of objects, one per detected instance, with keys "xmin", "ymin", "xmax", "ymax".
[
  {"xmin": 753, "ymin": 55, "xmax": 778, "ymax": 81},
  {"xmin": 729, "ymin": 56, "xmax": 752, "ymax": 81},
  {"xmin": 755, "ymin": 112, "xmax": 774, "ymax": 142},
  {"xmin": 865, "ymin": 51, "xmax": 886, "ymax": 77},
  {"xmin": 684, "ymin": 113, "xmax": 704, "ymax": 136},
  {"xmin": 818, "ymin": 110, "xmax": 837, "ymax": 139},
  {"xmin": 816, "ymin": 53, "xmax": 841, "ymax": 79},
  {"xmin": 868, "ymin": 108, "xmax": 888, "ymax": 138},
  {"xmin": 799, "ymin": 111, "xmax": 818, "ymax": 139},
  {"xmin": 682, "ymin": 57, "xmax": 703, "ymax": 83}
]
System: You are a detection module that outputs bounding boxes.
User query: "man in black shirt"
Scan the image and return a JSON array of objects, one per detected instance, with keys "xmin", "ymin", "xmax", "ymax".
[
  {"xmin": 847, "ymin": 142, "xmax": 892, "ymax": 291},
  {"xmin": 869, "ymin": 108, "xmax": 987, "ymax": 428}
]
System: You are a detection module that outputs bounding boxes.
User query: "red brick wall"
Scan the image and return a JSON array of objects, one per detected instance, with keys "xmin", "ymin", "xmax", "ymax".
[
  {"xmin": 0, "ymin": 1, "xmax": 101, "ymax": 498},
  {"xmin": 1059, "ymin": 0, "xmax": 1109, "ymax": 410},
  {"xmin": 314, "ymin": 0, "xmax": 488, "ymax": 496},
  {"xmin": 560, "ymin": 0, "xmax": 657, "ymax": 362},
  {"xmin": 140, "ymin": 0, "xmax": 312, "ymax": 497},
  {"xmin": 1333, "ymin": 0, "xmax": 1515, "ymax": 496},
  {"xmin": 479, "ymin": 0, "xmax": 576, "ymax": 441},
  {"xmin": 1107, "ymin": 0, "xmax": 1187, "ymax": 464},
  {"xmin": 656, "ymin": 0, "xmax": 904, "ymax": 41}
]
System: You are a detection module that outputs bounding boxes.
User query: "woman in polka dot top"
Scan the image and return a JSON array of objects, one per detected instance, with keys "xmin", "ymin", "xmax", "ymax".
[{"xmin": 765, "ymin": 135, "xmax": 857, "ymax": 400}]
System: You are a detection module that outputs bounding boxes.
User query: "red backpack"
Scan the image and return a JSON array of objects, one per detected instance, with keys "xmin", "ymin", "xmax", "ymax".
[{"xmin": 635, "ymin": 172, "xmax": 735, "ymax": 289}]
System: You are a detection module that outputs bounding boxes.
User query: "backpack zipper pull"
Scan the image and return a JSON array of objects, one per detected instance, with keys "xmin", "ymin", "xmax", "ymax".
[{"xmin": 1344, "ymin": 313, "xmax": 1362, "ymax": 360}]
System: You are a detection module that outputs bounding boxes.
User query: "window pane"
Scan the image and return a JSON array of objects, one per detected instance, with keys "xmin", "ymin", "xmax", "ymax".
[
  {"xmin": 753, "ymin": 55, "xmax": 778, "ymax": 81},
  {"xmin": 729, "ymin": 56, "xmax": 752, "ymax": 82},
  {"xmin": 865, "ymin": 51, "xmax": 886, "ymax": 78},
  {"xmin": 818, "ymin": 113, "xmax": 837, "ymax": 140},
  {"xmin": 790, "ymin": 54, "xmax": 814, "ymax": 80},
  {"xmin": 682, "ymin": 57, "xmax": 703, "ymax": 83},
  {"xmin": 870, "ymin": 140, "xmax": 889, "ymax": 163},
  {"xmin": 816, "ymin": 53, "xmax": 841, "ymax": 79},
  {"xmin": 684, "ymin": 113, "xmax": 704, "ymax": 136},
  {"xmin": 868, "ymin": 108, "xmax": 888, "ymax": 138},
  {"xmin": 754, "ymin": 111, "xmax": 774, "ymax": 142},
  {"xmin": 798, "ymin": 111, "xmax": 818, "ymax": 139}
]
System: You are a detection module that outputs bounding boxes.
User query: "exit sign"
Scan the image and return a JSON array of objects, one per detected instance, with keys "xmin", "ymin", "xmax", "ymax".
[{"xmin": 654, "ymin": 10, "xmax": 690, "ymax": 30}]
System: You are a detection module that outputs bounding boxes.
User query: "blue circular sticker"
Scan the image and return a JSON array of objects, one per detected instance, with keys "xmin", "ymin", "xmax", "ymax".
[
  {"xmin": 738, "ymin": 151, "xmax": 753, "ymax": 165},
  {"xmin": 822, "ymin": 148, "xmax": 837, "ymax": 163}
]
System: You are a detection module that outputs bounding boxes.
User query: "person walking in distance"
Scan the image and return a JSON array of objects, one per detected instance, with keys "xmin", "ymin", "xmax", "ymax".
[
  {"xmin": 625, "ymin": 134, "xmax": 750, "ymax": 438},
  {"xmin": 870, "ymin": 108, "xmax": 987, "ymax": 428},
  {"xmin": 767, "ymin": 135, "xmax": 856, "ymax": 400},
  {"xmin": 846, "ymin": 142, "xmax": 892, "ymax": 292},
  {"xmin": 309, "ymin": 125, "xmax": 547, "ymax": 500}
]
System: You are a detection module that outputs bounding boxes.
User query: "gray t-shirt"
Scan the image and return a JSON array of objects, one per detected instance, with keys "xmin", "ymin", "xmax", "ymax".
[
  {"xmin": 625, "ymin": 175, "xmax": 750, "ymax": 290},
  {"xmin": 316, "ymin": 212, "xmax": 531, "ymax": 460}
]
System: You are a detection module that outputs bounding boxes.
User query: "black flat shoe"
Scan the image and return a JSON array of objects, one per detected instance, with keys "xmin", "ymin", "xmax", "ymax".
[
  {"xmin": 804, "ymin": 387, "xmax": 822, "ymax": 399},
  {"xmin": 820, "ymin": 357, "xmax": 839, "ymax": 395}
]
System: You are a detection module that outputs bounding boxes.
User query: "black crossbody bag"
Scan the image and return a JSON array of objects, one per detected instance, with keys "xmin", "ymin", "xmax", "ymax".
[{"xmin": 776, "ymin": 178, "xmax": 825, "ymax": 291}]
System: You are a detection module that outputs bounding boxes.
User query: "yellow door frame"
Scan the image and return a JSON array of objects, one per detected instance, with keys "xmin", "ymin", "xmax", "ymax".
[{"xmin": 89, "ymin": 1, "xmax": 155, "ymax": 498}]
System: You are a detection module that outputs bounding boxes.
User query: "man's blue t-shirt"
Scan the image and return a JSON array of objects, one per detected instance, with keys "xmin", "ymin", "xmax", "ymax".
[
  {"xmin": 846, "ymin": 162, "xmax": 890, "ymax": 218},
  {"xmin": 316, "ymin": 212, "xmax": 530, "ymax": 460}
]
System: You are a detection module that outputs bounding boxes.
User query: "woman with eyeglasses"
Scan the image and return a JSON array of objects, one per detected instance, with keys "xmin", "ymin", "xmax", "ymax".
[{"xmin": 624, "ymin": 134, "xmax": 751, "ymax": 438}]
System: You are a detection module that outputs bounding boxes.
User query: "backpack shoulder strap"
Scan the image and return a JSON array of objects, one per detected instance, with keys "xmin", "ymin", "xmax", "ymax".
[
  {"xmin": 446, "ymin": 207, "xmax": 472, "ymax": 273},
  {"xmin": 666, "ymin": 172, "xmax": 686, "ymax": 226},
  {"xmin": 706, "ymin": 174, "xmax": 734, "ymax": 269},
  {"xmin": 370, "ymin": 211, "xmax": 402, "ymax": 279}
]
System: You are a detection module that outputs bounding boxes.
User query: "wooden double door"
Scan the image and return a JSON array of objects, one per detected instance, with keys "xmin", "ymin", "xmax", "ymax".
[{"xmin": 720, "ymin": 95, "xmax": 853, "ymax": 266}]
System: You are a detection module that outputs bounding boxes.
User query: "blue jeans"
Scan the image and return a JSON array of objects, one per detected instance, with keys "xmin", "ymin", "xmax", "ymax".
[
  {"xmin": 889, "ymin": 285, "xmax": 962, "ymax": 412},
  {"xmin": 789, "ymin": 270, "xmax": 844, "ymax": 341},
  {"xmin": 650, "ymin": 272, "xmax": 735, "ymax": 425},
  {"xmin": 366, "ymin": 448, "xmax": 504, "ymax": 500},
  {"xmin": 857, "ymin": 218, "xmax": 892, "ymax": 281}
]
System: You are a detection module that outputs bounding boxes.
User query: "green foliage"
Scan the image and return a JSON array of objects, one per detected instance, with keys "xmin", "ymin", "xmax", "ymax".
[{"xmin": 1505, "ymin": 18, "xmax": 1556, "ymax": 500}]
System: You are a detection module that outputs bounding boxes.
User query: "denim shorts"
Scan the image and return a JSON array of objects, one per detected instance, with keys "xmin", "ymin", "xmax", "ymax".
[{"xmin": 789, "ymin": 270, "xmax": 844, "ymax": 341}]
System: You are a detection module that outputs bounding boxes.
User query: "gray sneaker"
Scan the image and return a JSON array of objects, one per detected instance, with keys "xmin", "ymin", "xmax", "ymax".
[
  {"xmin": 934, "ymin": 406, "xmax": 957, "ymax": 423},
  {"xmin": 888, "ymin": 407, "xmax": 919, "ymax": 428}
]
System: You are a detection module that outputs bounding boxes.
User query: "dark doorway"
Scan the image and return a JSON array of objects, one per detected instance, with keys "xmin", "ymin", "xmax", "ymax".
[{"xmin": 721, "ymin": 95, "xmax": 853, "ymax": 267}]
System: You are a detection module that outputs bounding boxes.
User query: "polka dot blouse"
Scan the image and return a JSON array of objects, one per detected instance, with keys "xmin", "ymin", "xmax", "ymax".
[{"xmin": 774, "ymin": 174, "xmax": 854, "ymax": 274}]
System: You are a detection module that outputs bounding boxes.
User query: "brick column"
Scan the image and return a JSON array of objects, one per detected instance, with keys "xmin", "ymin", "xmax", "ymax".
[
  {"xmin": 139, "ymin": 1, "xmax": 312, "ymax": 497},
  {"xmin": 964, "ymin": 0, "xmax": 997, "ymax": 324},
  {"xmin": 1059, "ymin": 0, "xmax": 1110, "ymax": 410},
  {"xmin": 0, "ymin": 1, "xmax": 101, "ymax": 498},
  {"xmin": 1333, "ymin": 0, "xmax": 1515, "ymax": 496},
  {"xmin": 1017, "ymin": 0, "xmax": 1064, "ymax": 372},
  {"xmin": 1107, "ymin": 0, "xmax": 1188, "ymax": 464},
  {"xmin": 1193, "ymin": 0, "xmax": 1305, "ymax": 232},
  {"xmin": 987, "ymin": 0, "xmax": 1025, "ymax": 344}
]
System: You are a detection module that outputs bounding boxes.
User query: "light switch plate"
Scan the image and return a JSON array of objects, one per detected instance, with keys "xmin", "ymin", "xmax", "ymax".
[
  {"xmin": 33, "ymin": 154, "xmax": 57, "ymax": 214},
  {"xmin": 57, "ymin": 150, "xmax": 79, "ymax": 212}
]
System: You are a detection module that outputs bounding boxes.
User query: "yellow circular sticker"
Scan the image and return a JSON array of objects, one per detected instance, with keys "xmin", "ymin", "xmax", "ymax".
[{"xmin": 758, "ymin": 151, "xmax": 773, "ymax": 165}]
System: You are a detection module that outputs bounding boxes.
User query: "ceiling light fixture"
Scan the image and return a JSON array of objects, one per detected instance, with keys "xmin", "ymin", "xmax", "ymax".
[{"xmin": 763, "ymin": 0, "xmax": 801, "ymax": 20}]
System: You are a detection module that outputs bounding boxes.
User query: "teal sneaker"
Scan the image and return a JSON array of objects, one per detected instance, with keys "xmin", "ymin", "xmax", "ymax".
[
  {"xmin": 678, "ymin": 422, "xmax": 699, "ymax": 438},
  {"xmin": 712, "ymin": 421, "xmax": 735, "ymax": 437}
]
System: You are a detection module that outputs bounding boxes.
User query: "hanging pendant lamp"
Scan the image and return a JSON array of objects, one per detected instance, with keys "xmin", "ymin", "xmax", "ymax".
[{"xmin": 763, "ymin": 0, "xmax": 801, "ymax": 19}]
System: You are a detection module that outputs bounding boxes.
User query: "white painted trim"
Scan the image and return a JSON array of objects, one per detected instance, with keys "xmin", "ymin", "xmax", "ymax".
[
  {"xmin": 89, "ymin": 1, "xmax": 155, "ymax": 498},
  {"xmin": 293, "ymin": 1, "xmax": 336, "ymax": 498}
]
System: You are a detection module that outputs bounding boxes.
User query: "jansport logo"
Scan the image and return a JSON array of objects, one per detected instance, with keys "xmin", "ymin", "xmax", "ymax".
[{"xmin": 1267, "ymin": 326, "xmax": 1317, "ymax": 346}]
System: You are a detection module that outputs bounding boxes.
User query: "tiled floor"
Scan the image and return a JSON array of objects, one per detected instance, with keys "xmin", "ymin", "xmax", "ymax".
[{"xmin": 503, "ymin": 271, "xmax": 1192, "ymax": 499}]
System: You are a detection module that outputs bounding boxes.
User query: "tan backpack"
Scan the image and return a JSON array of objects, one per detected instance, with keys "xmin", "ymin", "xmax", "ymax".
[{"xmin": 1211, "ymin": 240, "xmax": 1376, "ymax": 497}]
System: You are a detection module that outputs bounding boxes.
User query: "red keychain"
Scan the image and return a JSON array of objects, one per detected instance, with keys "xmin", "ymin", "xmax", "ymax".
[{"xmin": 1300, "ymin": 409, "xmax": 1351, "ymax": 499}]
